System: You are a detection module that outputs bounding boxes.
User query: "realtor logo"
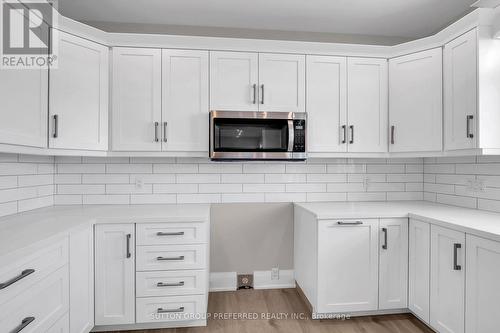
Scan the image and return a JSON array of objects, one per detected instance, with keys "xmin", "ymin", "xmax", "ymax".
[{"xmin": 1, "ymin": 0, "xmax": 58, "ymax": 69}]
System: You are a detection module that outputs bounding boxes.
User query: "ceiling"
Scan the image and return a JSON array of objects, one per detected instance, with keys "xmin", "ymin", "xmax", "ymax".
[{"xmin": 59, "ymin": 0, "xmax": 477, "ymax": 41}]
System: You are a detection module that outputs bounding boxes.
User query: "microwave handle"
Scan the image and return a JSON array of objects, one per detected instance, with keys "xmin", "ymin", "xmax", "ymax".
[{"xmin": 288, "ymin": 120, "xmax": 294, "ymax": 152}]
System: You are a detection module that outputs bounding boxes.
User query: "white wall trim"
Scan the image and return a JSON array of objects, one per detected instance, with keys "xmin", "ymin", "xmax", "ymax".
[
  {"xmin": 209, "ymin": 272, "xmax": 237, "ymax": 292},
  {"xmin": 254, "ymin": 269, "xmax": 295, "ymax": 290}
]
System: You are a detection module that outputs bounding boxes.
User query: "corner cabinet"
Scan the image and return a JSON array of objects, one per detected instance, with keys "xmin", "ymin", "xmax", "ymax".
[
  {"xmin": 209, "ymin": 51, "xmax": 305, "ymax": 112},
  {"xmin": 112, "ymin": 48, "xmax": 209, "ymax": 153},
  {"xmin": 49, "ymin": 30, "xmax": 109, "ymax": 150},
  {"xmin": 94, "ymin": 224, "xmax": 136, "ymax": 326},
  {"xmin": 389, "ymin": 48, "xmax": 442, "ymax": 152}
]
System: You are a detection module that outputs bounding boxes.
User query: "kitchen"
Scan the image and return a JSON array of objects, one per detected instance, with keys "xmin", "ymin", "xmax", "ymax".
[{"xmin": 1, "ymin": 0, "xmax": 500, "ymax": 332}]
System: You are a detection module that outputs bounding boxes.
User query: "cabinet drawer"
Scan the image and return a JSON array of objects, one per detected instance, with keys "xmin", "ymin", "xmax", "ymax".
[
  {"xmin": 0, "ymin": 265, "xmax": 69, "ymax": 333},
  {"xmin": 137, "ymin": 244, "xmax": 207, "ymax": 271},
  {"xmin": 136, "ymin": 222, "xmax": 207, "ymax": 245},
  {"xmin": 136, "ymin": 270, "xmax": 207, "ymax": 297},
  {"xmin": 136, "ymin": 295, "xmax": 206, "ymax": 324},
  {"xmin": 0, "ymin": 237, "xmax": 68, "ymax": 307},
  {"xmin": 46, "ymin": 312, "xmax": 69, "ymax": 333}
]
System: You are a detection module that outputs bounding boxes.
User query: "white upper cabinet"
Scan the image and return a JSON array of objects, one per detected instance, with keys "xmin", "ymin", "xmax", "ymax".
[
  {"xmin": 317, "ymin": 219, "xmax": 379, "ymax": 313},
  {"xmin": 306, "ymin": 55, "xmax": 347, "ymax": 153},
  {"xmin": 258, "ymin": 53, "xmax": 305, "ymax": 112},
  {"xmin": 0, "ymin": 37, "xmax": 47, "ymax": 148},
  {"xmin": 389, "ymin": 48, "xmax": 442, "ymax": 152},
  {"xmin": 111, "ymin": 48, "xmax": 162, "ymax": 151},
  {"xmin": 466, "ymin": 234, "xmax": 500, "ymax": 333},
  {"xmin": 49, "ymin": 31, "xmax": 109, "ymax": 150},
  {"xmin": 162, "ymin": 49, "xmax": 209, "ymax": 152},
  {"xmin": 379, "ymin": 218, "xmax": 408, "ymax": 310},
  {"xmin": 430, "ymin": 225, "xmax": 465, "ymax": 333},
  {"xmin": 408, "ymin": 219, "xmax": 431, "ymax": 324},
  {"xmin": 444, "ymin": 29, "xmax": 477, "ymax": 151},
  {"xmin": 210, "ymin": 51, "xmax": 258, "ymax": 111},
  {"xmin": 347, "ymin": 57, "xmax": 388, "ymax": 153}
]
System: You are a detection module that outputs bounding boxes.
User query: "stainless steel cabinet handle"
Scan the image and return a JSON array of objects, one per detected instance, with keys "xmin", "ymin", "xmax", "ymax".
[
  {"xmin": 341, "ymin": 125, "xmax": 347, "ymax": 144},
  {"xmin": 157, "ymin": 307, "xmax": 185, "ymax": 314},
  {"xmin": 163, "ymin": 121, "xmax": 168, "ymax": 142},
  {"xmin": 252, "ymin": 84, "xmax": 257, "ymax": 104},
  {"xmin": 157, "ymin": 255, "xmax": 185, "ymax": 261},
  {"xmin": 391, "ymin": 125, "xmax": 395, "ymax": 145},
  {"xmin": 11, "ymin": 317, "xmax": 35, "ymax": 333},
  {"xmin": 0, "ymin": 269, "xmax": 35, "ymax": 290},
  {"xmin": 453, "ymin": 243, "xmax": 462, "ymax": 270},
  {"xmin": 52, "ymin": 115, "xmax": 58, "ymax": 138},
  {"xmin": 154, "ymin": 121, "xmax": 159, "ymax": 142},
  {"xmin": 466, "ymin": 115, "xmax": 474, "ymax": 139},
  {"xmin": 337, "ymin": 221, "xmax": 363, "ymax": 225},
  {"xmin": 349, "ymin": 125, "xmax": 354, "ymax": 144},
  {"xmin": 126, "ymin": 234, "xmax": 131, "ymax": 259},
  {"xmin": 157, "ymin": 281, "xmax": 185, "ymax": 287},
  {"xmin": 260, "ymin": 84, "xmax": 265, "ymax": 104},
  {"xmin": 382, "ymin": 228, "xmax": 388, "ymax": 250},
  {"xmin": 156, "ymin": 231, "xmax": 185, "ymax": 236}
]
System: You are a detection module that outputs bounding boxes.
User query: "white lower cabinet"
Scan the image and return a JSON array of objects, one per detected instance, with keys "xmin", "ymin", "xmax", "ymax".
[
  {"xmin": 94, "ymin": 224, "xmax": 136, "ymax": 326},
  {"xmin": 430, "ymin": 225, "xmax": 465, "ymax": 333},
  {"xmin": 408, "ymin": 219, "xmax": 431, "ymax": 323},
  {"xmin": 379, "ymin": 218, "xmax": 408, "ymax": 310},
  {"xmin": 466, "ymin": 235, "xmax": 500, "ymax": 333}
]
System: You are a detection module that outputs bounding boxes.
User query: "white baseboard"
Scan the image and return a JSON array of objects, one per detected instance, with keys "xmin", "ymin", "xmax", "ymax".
[
  {"xmin": 254, "ymin": 269, "xmax": 295, "ymax": 289},
  {"xmin": 209, "ymin": 272, "xmax": 237, "ymax": 292}
]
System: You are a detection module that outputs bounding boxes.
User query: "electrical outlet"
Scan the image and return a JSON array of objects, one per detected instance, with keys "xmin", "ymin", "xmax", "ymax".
[
  {"xmin": 134, "ymin": 177, "xmax": 143, "ymax": 189},
  {"xmin": 363, "ymin": 177, "xmax": 370, "ymax": 191},
  {"xmin": 466, "ymin": 179, "xmax": 485, "ymax": 193},
  {"xmin": 271, "ymin": 267, "xmax": 280, "ymax": 280},
  {"xmin": 237, "ymin": 274, "xmax": 253, "ymax": 289}
]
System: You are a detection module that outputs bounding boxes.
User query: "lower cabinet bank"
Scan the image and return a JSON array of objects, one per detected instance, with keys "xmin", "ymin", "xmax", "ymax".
[{"xmin": 294, "ymin": 205, "xmax": 500, "ymax": 333}]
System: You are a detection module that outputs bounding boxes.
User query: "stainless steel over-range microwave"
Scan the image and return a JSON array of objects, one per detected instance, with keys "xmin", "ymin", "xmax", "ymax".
[{"xmin": 209, "ymin": 111, "xmax": 307, "ymax": 161}]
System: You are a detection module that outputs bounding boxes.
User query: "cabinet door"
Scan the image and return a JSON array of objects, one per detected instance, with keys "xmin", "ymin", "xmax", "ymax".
[
  {"xmin": 210, "ymin": 51, "xmax": 258, "ymax": 111},
  {"xmin": 466, "ymin": 235, "xmax": 500, "ymax": 333},
  {"xmin": 317, "ymin": 219, "xmax": 378, "ymax": 313},
  {"xmin": 444, "ymin": 29, "xmax": 477, "ymax": 150},
  {"xmin": 408, "ymin": 219, "xmax": 431, "ymax": 323},
  {"xmin": 258, "ymin": 53, "xmax": 305, "ymax": 112},
  {"xmin": 111, "ymin": 48, "xmax": 162, "ymax": 151},
  {"xmin": 379, "ymin": 218, "xmax": 408, "ymax": 310},
  {"xmin": 49, "ymin": 31, "xmax": 109, "ymax": 150},
  {"xmin": 95, "ymin": 224, "xmax": 135, "ymax": 326},
  {"xmin": 348, "ymin": 58, "xmax": 388, "ymax": 153},
  {"xmin": 0, "ymin": 62, "xmax": 47, "ymax": 148},
  {"xmin": 306, "ymin": 55, "xmax": 347, "ymax": 153},
  {"xmin": 162, "ymin": 49, "xmax": 209, "ymax": 152},
  {"xmin": 69, "ymin": 225, "xmax": 94, "ymax": 333},
  {"xmin": 430, "ymin": 225, "xmax": 465, "ymax": 333},
  {"xmin": 389, "ymin": 48, "xmax": 442, "ymax": 152}
]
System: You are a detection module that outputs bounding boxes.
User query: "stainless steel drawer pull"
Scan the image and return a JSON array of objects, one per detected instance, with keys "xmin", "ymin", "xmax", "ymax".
[
  {"xmin": 52, "ymin": 115, "xmax": 58, "ymax": 138},
  {"xmin": 11, "ymin": 316, "xmax": 35, "ymax": 333},
  {"xmin": 157, "ymin": 281, "xmax": 185, "ymax": 287},
  {"xmin": 337, "ymin": 221, "xmax": 363, "ymax": 225},
  {"xmin": 156, "ymin": 231, "xmax": 185, "ymax": 236},
  {"xmin": 341, "ymin": 125, "xmax": 347, "ymax": 144},
  {"xmin": 260, "ymin": 84, "xmax": 265, "ymax": 104},
  {"xmin": 453, "ymin": 243, "xmax": 462, "ymax": 270},
  {"xmin": 349, "ymin": 125, "xmax": 354, "ymax": 144},
  {"xmin": 126, "ymin": 234, "xmax": 131, "ymax": 259},
  {"xmin": 252, "ymin": 84, "xmax": 257, "ymax": 104},
  {"xmin": 157, "ymin": 255, "xmax": 185, "ymax": 261},
  {"xmin": 466, "ymin": 115, "xmax": 474, "ymax": 139},
  {"xmin": 0, "ymin": 269, "xmax": 35, "ymax": 290},
  {"xmin": 163, "ymin": 121, "xmax": 168, "ymax": 142},
  {"xmin": 154, "ymin": 121, "xmax": 159, "ymax": 142},
  {"xmin": 157, "ymin": 307, "xmax": 185, "ymax": 314},
  {"xmin": 382, "ymin": 228, "xmax": 388, "ymax": 250},
  {"xmin": 390, "ymin": 125, "xmax": 395, "ymax": 145}
]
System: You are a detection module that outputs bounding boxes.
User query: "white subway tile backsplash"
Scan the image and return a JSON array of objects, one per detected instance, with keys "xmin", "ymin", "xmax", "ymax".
[
  {"xmin": 436, "ymin": 194, "xmax": 477, "ymax": 209},
  {"xmin": 222, "ymin": 174, "xmax": 264, "ymax": 184},
  {"xmin": 306, "ymin": 192, "xmax": 347, "ymax": 202},
  {"xmin": 18, "ymin": 196, "xmax": 54, "ymax": 213},
  {"xmin": 348, "ymin": 192, "xmax": 386, "ymax": 201},
  {"xmin": 199, "ymin": 184, "xmax": 242, "ymax": 193},
  {"xmin": 0, "ymin": 176, "xmax": 17, "ymax": 189},
  {"xmin": 55, "ymin": 174, "xmax": 82, "ymax": 184},
  {"xmin": 424, "ymin": 183, "xmax": 455, "ymax": 195},
  {"xmin": 456, "ymin": 163, "xmax": 500, "ymax": 175},
  {"xmin": 243, "ymin": 184, "xmax": 285, "ymax": 193},
  {"xmin": 327, "ymin": 164, "xmax": 366, "ymax": 173},
  {"xmin": 83, "ymin": 174, "xmax": 130, "ymax": 184},
  {"xmin": 18, "ymin": 174, "xmax": 54, "ymax": 187},
  {"xmin": 387, "ymin": 192, "xmax": 423, "ymax": 201},
  {"xmin": 307, "ymin": 174, "xmax": 346, "ymax": 183},
  {"xmin": 0, "ymin": 163, "xmax": 37, "ymax": 175},
  {"xmin": 83, "ymin": 194, "xmax": 130, "ymax": 205},
  {"xmin": 424, "ymin": 164, "xmax": 455, "ymax": 174},
  {"xmin": 130, "ymin": 194, "xmax": 176, "ymax": 204},
  {"xmin": 265, "ymin": 193, "xmax": 306, "ymax": 203},
  {"xmin": 154, "ymin": 164, "xmax": 198, "ymax": 173},
  {"xmin": 286, "ymin": 183, "xmax": 326, "ymax": 193},
  {"xmin": 177, "ymin": 174, "xmax": 220, "ymax": 184},
  {"xmin": 267, "ymin": 174, "xmax": 307, "ymax": 183},
  {"xmin": 153, "ymin": 184, "xmax": 198, "ymax": 193},
  {"xmin": 131, "ymin": 174, "xmax": 176, "ymax": 184},
  {"xmin": 221, "ymin": 193, "xmax": 265, "ymax": 203},
  {"xmin": 243, "ymin": 164, "xmax": 286, "ymax": 174},
  {"xmin": 58, "ymin": 163, "xmax": 105, "ymax": 174},
  {"xmin": 177, "ymin": 193, "xmax": 221, "ymax": 204},
  {"xmin": 107, "ymin": 163, "xmax": 152, "ymax": 174},
  {"xmin": 286, "ymin": 164, "xmax": 326, "ymax": 174},
  {"xmin": 327, "ymin": 183, "xmax": 365, "ymax": 192},
  {"xmin": 199, "ymin": 163, "xmax": 242, "ymax": 174},
  {"xmin": 57, "ymin": 184, "xmax": 105, "ymax": 195},
  {"xmin": 54, "ymin": 194, "xmax": 83, "ymax": 205},
  {"xmin": 367, "ymin": 164, "xmax": 405, "ymax": 174},
  {"xmin": 106, "ymin": 184, "xmax": 153, "ymax": 194}
]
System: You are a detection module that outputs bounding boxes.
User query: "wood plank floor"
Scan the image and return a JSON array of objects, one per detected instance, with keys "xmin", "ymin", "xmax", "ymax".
[{"xmin": 111, "ymin": 288, "xmax": 434, "ymax": 333}]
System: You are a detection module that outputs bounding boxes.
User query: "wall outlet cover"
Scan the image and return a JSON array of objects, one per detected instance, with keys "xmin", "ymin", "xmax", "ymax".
[
  {"xmin": 237, "ymin": 274, "xmax": 254, "ymax": 289},
  {"xmin": 271, "ymin": 267, "xmax": 280, "ymax": 280}
]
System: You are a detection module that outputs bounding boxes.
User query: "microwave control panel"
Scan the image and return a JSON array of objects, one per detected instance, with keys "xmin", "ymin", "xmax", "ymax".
[{"xmin": 293, "ymin": 120, "xmax": 306, "ymax": 152}]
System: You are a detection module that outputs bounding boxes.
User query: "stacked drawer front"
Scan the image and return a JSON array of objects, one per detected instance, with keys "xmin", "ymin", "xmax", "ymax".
[
  {"xmin": 135, "ymin": 222, "xmax": 208, "ymax": 324},
  {"xmin": 0, "ymin": 237, "xmax": 69, "ymax": 332}
]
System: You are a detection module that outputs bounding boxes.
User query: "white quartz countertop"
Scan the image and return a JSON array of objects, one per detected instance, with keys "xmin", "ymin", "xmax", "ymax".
[
  {"xmin": 295, "ymin": 201, "xmax": 500, "ymax": 242},
  {"xmin": 0, "ymin": 204, "xmax": 210, "ymax": 256}
]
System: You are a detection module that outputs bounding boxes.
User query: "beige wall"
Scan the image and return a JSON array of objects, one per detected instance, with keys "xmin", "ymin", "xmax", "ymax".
[{"xmin": 210, "ymin": 203, "xmax": 294, "ymax": 273}]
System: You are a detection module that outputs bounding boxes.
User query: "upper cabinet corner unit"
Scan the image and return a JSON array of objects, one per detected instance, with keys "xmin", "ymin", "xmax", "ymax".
[
  {"xmin": 49, "ymin": 30, "xmax": 109, "ymax": 151},
  {"xmin": 444, "ymin": 27, "xmax": 500, "ymax": 152},
  {"xmin": 210, "ymin": 51, "xmax": 305, "ymax": 113},
  {"xmin": 389, "ymin": 47, "xmax": 443, "ymax": 153},
  {"xmin": 306, "ymin": 55, "xmax": 388, "ymax": 154},
  {"xmin": 111, "ymin": 48, "xmax": 209, "ymax": 152}
]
